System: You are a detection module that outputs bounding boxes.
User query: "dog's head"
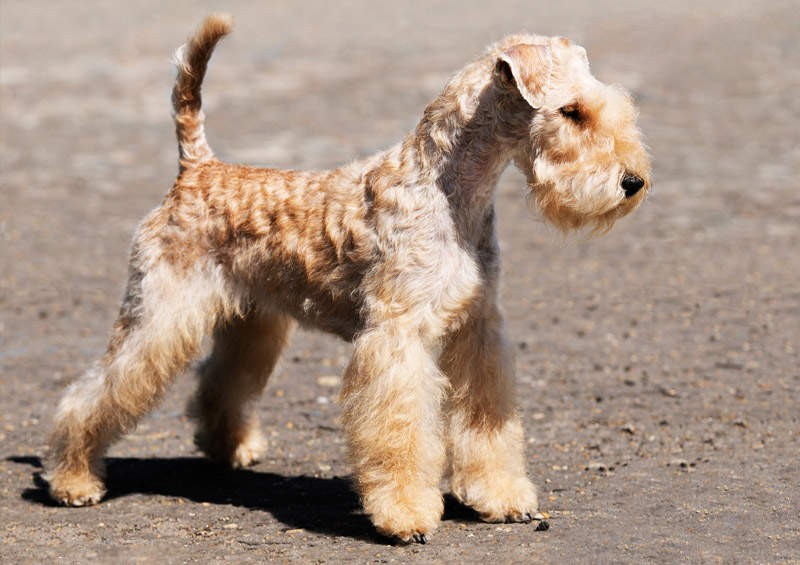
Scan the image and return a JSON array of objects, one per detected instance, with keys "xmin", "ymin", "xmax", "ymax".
[{"xmin": 491, "ymin": 35, "xmax": 651, "ymax": 232}]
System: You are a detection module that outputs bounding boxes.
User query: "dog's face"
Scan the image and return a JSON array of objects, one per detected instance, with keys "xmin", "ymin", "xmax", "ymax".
[{"xmin": 494, "ymin": 36, "xmax": 651, "ymax": 232}]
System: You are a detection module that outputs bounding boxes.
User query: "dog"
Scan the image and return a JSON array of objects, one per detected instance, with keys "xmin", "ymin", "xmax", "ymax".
[{"xmin": 47, "ymin": 13, "xmax": 650, "ymax": 543}]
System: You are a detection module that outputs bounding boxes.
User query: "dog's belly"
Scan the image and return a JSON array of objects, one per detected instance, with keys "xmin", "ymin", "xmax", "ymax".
[
  {"xmin": 259, "ymin": 276, "xmax": 365, "ymax": 341},
  {"xmin": 287, "ymin": 293, "xmax": 365, "ymax": 341},
  {"xmin": 226, "ymin": 246, "xmax": 368, "ymax": 342}
]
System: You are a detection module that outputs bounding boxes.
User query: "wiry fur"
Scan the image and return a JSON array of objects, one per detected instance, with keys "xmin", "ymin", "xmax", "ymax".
[
  {"xmin": 172, "ymin": 13, "xmax": 232, "ymax": 173},
  {"xmin": 47, "ymin": 15, "xmax": 650, "ymax": 543}
]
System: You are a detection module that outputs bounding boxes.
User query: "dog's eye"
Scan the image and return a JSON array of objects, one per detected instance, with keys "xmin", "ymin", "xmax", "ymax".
[{"xmin": 559, "ymin": 104, "xmax": 583, "ymax": 123}]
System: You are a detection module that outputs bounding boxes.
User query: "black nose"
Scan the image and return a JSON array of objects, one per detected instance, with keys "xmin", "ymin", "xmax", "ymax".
[{"xmin": 621, "ymin": 174, "xmax": 645, "ymax": 198}]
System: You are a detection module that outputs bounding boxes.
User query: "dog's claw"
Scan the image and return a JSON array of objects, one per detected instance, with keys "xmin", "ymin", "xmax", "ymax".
[
  {"xmin": 505, "ymin": 511, "xmax": 533, "ymax": 523},
  {"xmin": 392, "ymin": 532, "xmax": 428, "ymax": 545},
  {"xmin": 503, "ymin": 511, "xmax": 549, "ymax": 531},
  {"xmin": 393, "ymin": 532, "xmax": 428, "ymax": 545}
]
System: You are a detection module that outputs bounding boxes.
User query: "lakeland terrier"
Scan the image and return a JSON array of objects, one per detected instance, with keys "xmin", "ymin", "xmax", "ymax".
[{"xmin": 47, "ymin": 14, "xmax": 650, "ymax": 543}]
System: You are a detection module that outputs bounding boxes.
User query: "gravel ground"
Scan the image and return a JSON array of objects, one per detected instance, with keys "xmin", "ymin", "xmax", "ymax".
[{"xmin": 1, "ymin": 1, "xmax": 798, "ymax": 563}]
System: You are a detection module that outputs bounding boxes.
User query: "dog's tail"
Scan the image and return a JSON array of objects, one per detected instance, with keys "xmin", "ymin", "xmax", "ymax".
[{"xmin": 172, "ymin": 13, "xmax": 233, "ymax": 173}]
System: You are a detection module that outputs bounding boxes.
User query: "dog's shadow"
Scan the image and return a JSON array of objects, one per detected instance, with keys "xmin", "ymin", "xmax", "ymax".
[{"xmin": 9, "ymin": 455, "xmax": 479, "ymax": 543}]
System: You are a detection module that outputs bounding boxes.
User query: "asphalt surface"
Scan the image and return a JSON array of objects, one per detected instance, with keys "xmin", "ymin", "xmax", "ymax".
[{"xmin": 1, "ymin": 1, "xmax": 799, "ymax": 563}]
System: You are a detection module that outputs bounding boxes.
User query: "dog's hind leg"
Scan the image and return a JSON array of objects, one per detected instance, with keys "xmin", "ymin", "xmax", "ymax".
[
  {"xmin": 47, "ymin": 236, "xmax": 238, "ymax": 506},
  {"xmin": 188, "ymin": 311, "xmax": 293, "ymax": 468}
]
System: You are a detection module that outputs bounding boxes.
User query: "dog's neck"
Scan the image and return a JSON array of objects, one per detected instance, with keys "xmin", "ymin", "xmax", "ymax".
[{"xmin": 410, "ymin": 63, "xmax": 533, "ymax": 241}]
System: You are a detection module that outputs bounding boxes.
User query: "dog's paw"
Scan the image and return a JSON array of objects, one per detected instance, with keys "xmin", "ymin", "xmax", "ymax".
[
  {"xmin": 365, "ymin": 485, "xmax": 442, "ymax": 544},
  {"xmin": 454, "ymin": 474, "xmax": 539, "ymax": 524},
  {"xmin": 229, "ymin": 430, "xmax": 267, "ymax": 469},
  {"xmin": 195, "ymin": 421, "xmax": 266, "ymax": 469},
  {"xmin": 47, "ymin": 472, "xmax": 106, "ymax": 507}
]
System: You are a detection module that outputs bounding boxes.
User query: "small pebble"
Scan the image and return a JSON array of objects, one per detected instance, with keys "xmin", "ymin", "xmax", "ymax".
[
  {"xmin": 316, "ymin": 375, "xmax": 341, "ymax": 387},
  {"xmin": 586, "ymin": 461, "xmax": 607, "ymax": 472},
  {"xmin": 668, "ymin": 458, "xmax": 695, "ymax": 469}
]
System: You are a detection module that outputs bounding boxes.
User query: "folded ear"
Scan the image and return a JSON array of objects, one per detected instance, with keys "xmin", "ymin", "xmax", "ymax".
[{"xmin": 494, "ymin": 44, "xmax": 552, "ymax": 109}]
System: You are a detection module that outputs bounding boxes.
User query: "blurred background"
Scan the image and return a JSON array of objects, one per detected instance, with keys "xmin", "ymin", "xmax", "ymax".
[{"xmin": 1, "ymin": 1, "xmax": 798, "ymax": 562}]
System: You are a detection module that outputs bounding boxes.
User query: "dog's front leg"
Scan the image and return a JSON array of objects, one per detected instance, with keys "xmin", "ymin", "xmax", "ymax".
[
  {"xmin": 341, "ymin": 323, "xmax": 447, "ymax": 543},
  {"xmin": 441, "ymin": 300, "xmax": 539, "ymax": 523}
]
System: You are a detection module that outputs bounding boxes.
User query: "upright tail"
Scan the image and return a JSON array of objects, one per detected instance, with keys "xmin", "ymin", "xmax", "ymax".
[{"xmin": 172, "ymin": 13, "xmax": 233, "ymax": 173}]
